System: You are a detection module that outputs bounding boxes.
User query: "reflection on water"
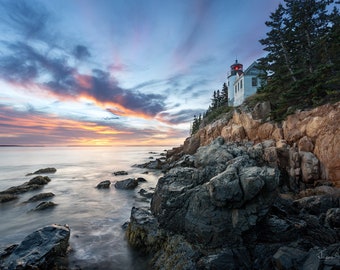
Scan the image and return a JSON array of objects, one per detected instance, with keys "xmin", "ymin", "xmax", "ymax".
[{"xmin": 0, "ymin": 146, "xmax": 166, "ymax": 269}]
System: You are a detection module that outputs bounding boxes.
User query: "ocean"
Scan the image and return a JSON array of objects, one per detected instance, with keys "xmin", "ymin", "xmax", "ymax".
[{"xmin": 0, "ymin": 146, "xmax": 169, "ymax": 269}]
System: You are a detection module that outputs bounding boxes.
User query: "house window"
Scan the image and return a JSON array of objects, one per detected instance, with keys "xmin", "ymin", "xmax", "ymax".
[
  {"xmin": 240, "ymin": 80, "xmax": 243, "ymax": 89},
  {"xmin": 252, "ymin": 77, "xmax": 257, "ymax": 87}
]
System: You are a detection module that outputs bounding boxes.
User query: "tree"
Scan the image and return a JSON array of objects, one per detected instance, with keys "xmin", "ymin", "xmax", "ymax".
[
  {"xmin": 259, "ymin": 0, "xmax": 339, "ymax": 119},
  {"xmin": 190, "ymin": 114, "xmax": 202, "ymax": 135},
  {"xmin": 221, "ymin": 83, "xmax": 229, "ymax": 105}
]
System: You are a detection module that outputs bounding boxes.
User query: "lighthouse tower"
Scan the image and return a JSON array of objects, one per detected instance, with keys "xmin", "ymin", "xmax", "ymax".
[{"xmin": 227, "ymin": 59, "xmax": 243, "ymax": 106}]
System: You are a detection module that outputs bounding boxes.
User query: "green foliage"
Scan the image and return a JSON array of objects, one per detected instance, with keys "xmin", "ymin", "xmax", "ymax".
[
  {"xmin": 190, "ymin": 83, "xmax": 231, "ymax": 135},
  {"xmin": 203, "ymin": 105, "xmax": 232, "ymax": 125},
  {"xmin": 190, "ymin": 114, "xmax": 202, "ymax": 135},
  {"xmin": 259, "ymin": 0, "xmax": 340, "ymax": 120}
]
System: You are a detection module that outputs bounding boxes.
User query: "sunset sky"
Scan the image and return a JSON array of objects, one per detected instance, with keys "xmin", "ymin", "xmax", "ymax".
[{"xmin": 0, "ymin": 0, "xmax": 280, "ymax": 146}]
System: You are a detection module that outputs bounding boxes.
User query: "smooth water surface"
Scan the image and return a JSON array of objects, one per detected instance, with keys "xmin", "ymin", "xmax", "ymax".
[{"xmin": 0, "ymin": 146, "xmax": 168, "ymax": 269}]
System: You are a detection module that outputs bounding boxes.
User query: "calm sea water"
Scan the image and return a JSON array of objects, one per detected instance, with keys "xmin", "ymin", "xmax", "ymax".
[{"xmin": 0, "ymin": 146, "xmax": 169, "ymax": 269}]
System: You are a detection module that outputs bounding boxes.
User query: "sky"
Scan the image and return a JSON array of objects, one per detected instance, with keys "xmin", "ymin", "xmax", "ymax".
[{"xmin": 0, "ymin": 0, "xmax": 281, "ymax": 146}]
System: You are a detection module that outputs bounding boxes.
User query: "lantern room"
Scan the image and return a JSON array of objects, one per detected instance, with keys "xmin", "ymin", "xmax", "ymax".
[{"xmin": 230, "ymin": 59, "xmax": 243, "ymax": 76}]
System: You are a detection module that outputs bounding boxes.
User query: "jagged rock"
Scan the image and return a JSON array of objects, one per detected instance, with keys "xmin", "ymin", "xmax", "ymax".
[
  {"xmin": 325, "ymin": 208, "xmax": 340, "ymax": 229},
  {"xmin": 25, "ymin": 192, "xmax": 55, "ymax": 203},
  {"xmin": 113, "ymin": 170, "xmax": 128, "ymax": 176},
  {"xmin": 300, "ymin": 151, "xmax": 320, "ymax": 184},
  {"xmin": 26, "ymin": 167, "xmax": 57, "ymax": 176},
  {"xmin": 96, "ymin": 180, "xmax": 111, "ymax": 189},
  {"xmin": 126, "ymin": 102, "xmax": 340, "ymax": 269},
  {"xmin": 33, "ymin": 201, "xmax": 57, "ymax": 211},
  {"xmin": 0, "ymin": 193, "xmax": 18, "ymax": 203},
  {"xmin": 138, "ymin": 188, "xmax": 153, "ymax": 198},
  {"xmin": 298, "ymin": 136, "xmax": 314, "ymax": 152},
  {"xmin": 126, "ymin": 207, "xmax": 165, "ymax": 254},
  {"xmin": 251, "ymin": 101, "xmax": 271, "ymax": 120},
  {"xmin": 173, "ymin": 154, "xmax": 195, "ymax": 168},
  {"xmin": 272, "ymin": 246, "xmax": 308, "ymax": 270},
  {"xmin": 179, "ymin": 102, "xmax": 339, "ymax": 187},
  {"xmin": 0, "ymin": 176, "xmax": 51, "ymax": 195},
  {"xmin": 135, "ymin": 158, "xmax": 165, "ymax": 170},
  {"xmin": 293, "ymin": 194, "xmax": 339, "ymax": 215},
  {"xmin": 150, "ymin": 138, "xmax": 280, "ymax": 247},
  {"xmin": 0, "ymin": 224, "xmax": 70, "ymax": 270},
  {"xmin": 197, "ymin": 247, "xmax": 252, "ymax": 270},
  {"xmin": 114, "ymin": 178, "xmax": 138, "ymax": 189}
]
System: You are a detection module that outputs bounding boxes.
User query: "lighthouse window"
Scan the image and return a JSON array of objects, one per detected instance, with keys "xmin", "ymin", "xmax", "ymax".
[
  {"xmin": 252, "ymin": 77, "xmax": 257, "ymax": 86},
  {"xmin": 240, "ymin": 80, "xmax": 243, "ymax": 89}
]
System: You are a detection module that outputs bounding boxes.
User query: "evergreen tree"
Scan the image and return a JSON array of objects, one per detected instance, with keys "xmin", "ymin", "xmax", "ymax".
[
  {"xmin": 221, "ymin": 83, "xmax": 229, "ymax": 105},
  {"xmin": 259, "ymin": 0, "xmax": 339, "ymax": 119}
]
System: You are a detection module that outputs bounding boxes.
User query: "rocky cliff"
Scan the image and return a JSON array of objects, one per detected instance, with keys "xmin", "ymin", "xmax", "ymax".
[
  {"xmin": 173, "ymin": 101, "xmax": 340, "ymax": 188},
  {"xmin": 126, "ymin": 102, "xmax": 340, "ymax": 270}
]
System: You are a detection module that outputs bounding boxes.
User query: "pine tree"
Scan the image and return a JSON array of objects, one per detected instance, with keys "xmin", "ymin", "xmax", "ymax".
[
  {"xmin": 221, "ymin": 83, "xmax": 229, "ymax": 106},
  {"xmin": 259, "ymin": 0, "xmax": 339, "ymax": 119}
]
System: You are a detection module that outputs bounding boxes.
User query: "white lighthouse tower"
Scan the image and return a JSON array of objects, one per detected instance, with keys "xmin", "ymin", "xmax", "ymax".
[{"xmin": 227, "ymin": 59, "xmax": 243, "ymax": 106}]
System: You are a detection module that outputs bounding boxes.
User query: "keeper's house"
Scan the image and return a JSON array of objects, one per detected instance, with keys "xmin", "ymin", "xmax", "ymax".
[{"xmin": 227, "ymin": 60, "xmax": 264, "ymax": 106}]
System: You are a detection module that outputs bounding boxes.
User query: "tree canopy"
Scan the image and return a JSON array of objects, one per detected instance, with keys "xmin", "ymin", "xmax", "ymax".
[{"xmin": 258, "ymin": 0, "xmax": 340, "ymax": 119}]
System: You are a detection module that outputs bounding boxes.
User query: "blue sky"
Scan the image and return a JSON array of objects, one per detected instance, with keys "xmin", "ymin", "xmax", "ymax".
[{"xmin": 0, "ymin": 0, "xmax": 280, "ymax": 146}]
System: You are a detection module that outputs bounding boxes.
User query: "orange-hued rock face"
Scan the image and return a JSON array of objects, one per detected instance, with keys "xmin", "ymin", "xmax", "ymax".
[{"xmin": 181, "ymin": 102, "xmax": 340, "ymax": 187}]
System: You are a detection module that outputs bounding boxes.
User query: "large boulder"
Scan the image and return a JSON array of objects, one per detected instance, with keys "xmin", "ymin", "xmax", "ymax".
[
  {"xmin": 299, "ymin": 151, "xmax": 320, "ymax": 184},
  {"xmin": 0, "ymin": 224, "xmax": 70, "ymax": 270},
  {"xmin": 25, "ymin": 192, "xmax": 55, "ymax": 203},
  {"xmin": 0, "ymin": 194, "xmax": 18, "ymax": 203},
  {"xmin": 114, "ymin": 178, "xmax": 138, "ymax": 189},
  {"xmin": 150, "ymin": 138, "xmax": 280, "ymax": 247},
  {"xmin": 26, "ymin": 167, "xmax": 57, "ymax": 176},
  {"xmin": 96, "ymin": 180, "xmax": 111, "ymax": 189},
  {"xmin": 0, "ymin": 176, "xmax": 51, "ymax": 195},
  {"xmin": 33, "ymin": 201, "xmax": 58, "ymax": 211}
]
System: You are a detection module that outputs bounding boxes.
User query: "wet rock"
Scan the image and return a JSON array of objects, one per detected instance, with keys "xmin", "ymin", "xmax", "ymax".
[
  {"xmin": 28, "ymin": 176, "xmax": 51, "ymax": 185},
  {"xmin": 33, "ymin": 201, "xmax": 57, "ymax": 211},
  {"xmin": 138, "ymin": 188, "xmax": 154, "ymax": 198},
  {"xmin": 136, "ymin": 158, "xmax": 165, "ymax": 170},
  {"xmin": 26, "ymin": 167, "xmax": 57, "ymax": 176},
  {"xmin": 0, "ymin": 176, "xmax": 51, "ymax": 195},
  {"xmin": 173, "ymin": 154, "xmax": 195, "ymax": 168},
  {"xmin": 96, "ymin": 180, "xmax": 111, "ymax": 189},
  {"xmin": 0, "ymin": 224, "xmax": 70, "ymax": 270},
  {"xmin": 25, "ymin": 192, "xmax": 55, "ymax": 203},
  {"xmin": 0, "ymin": 193, "xmax": 18, "ymax": 203},
  {"xmin": 126, "ymin": 207, "xmax": 164, "ymax": 253},
  {"xmin": 113, "ymin": 170, "xmax": 128, "ymax": 176},
  {"xmin": 114, "ymin": 178, "xmax": 138, "ymax": 189},
  {"xmin": 136, "ymin": 177, "xmax": 147, "ymax": 183}
]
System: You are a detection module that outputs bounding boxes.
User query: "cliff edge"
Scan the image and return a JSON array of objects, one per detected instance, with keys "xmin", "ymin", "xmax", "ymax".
[
  {"xmin": 126, "ymin": 102, "xmax": 340, "ymax": 270},
  {"xmin": 172, "ymin": 101, "xmax": 340, "ymax": 188}
]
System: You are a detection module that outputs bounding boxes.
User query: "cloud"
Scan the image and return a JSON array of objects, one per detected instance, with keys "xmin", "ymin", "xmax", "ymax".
[
  {"xmin": 0, "ymin": 41, "xmax": 166, "ymax": 118},
  {"xmin": 0, "ymin": 0, "xmax": 53, "ymax": 41},
  {"xmin": 173, "ymin": 0, "xmax": 213, "ymax": 61},
  {"xmin": 157, "ymin": 109, "xmax": 204, "ymax": 125},
  {"xmin": 73, "ymin": 45, "xmax": 91, "ymax": 60},
  {"xmin": 0, "ymin": 104, "xmax": 186, "ymax": 146}
]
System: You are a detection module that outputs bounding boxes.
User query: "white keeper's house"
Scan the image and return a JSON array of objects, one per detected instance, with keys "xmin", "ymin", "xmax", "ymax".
[{"xmin": 227, "ymin": 59, "xmax": 264, "ymax": 107}]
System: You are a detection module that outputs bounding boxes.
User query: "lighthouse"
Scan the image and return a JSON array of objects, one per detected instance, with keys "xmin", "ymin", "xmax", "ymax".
[
  {"xmin": 227, "ymin": 59, "xmax": 264, "ymax": 106},
  {"xmin": 227, "ymin": 59, "xmax": 243, "ymax": 106}
]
